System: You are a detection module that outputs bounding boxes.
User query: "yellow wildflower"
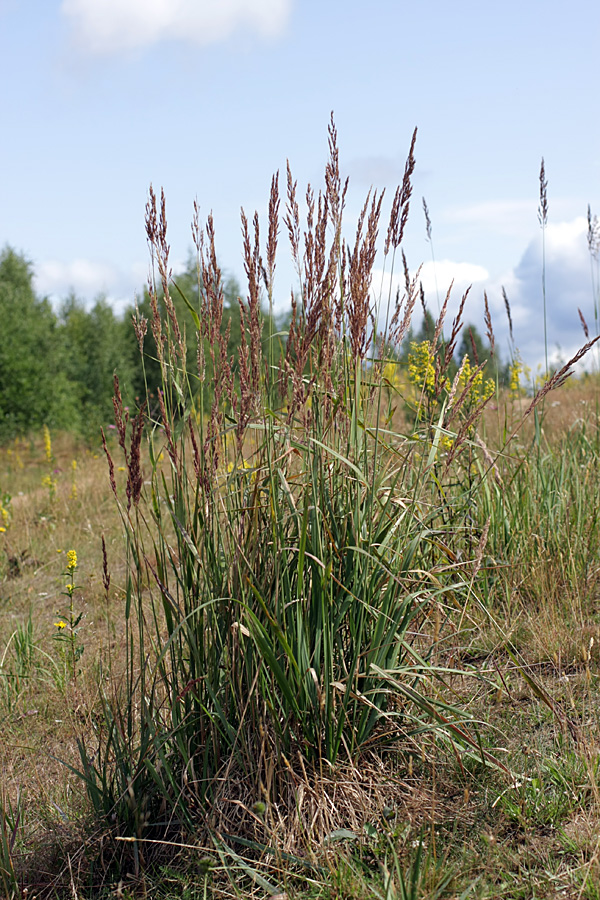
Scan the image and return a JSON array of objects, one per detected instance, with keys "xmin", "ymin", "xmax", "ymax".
[
  {"xmin": 43, "ymin": 425, "xmax": 53, "ymax": 463},
  {"xmin": 408, "ymin": 341, "xmax": 438, "ymax": 397},
  {"xmin": 457, "ymin": 357, "xmax": 495, "ymax": 403},
  {"xmin": 508, "ymin": 352, "xmax": 531, "ymax": 394},
  {"xmin": 54, "ymin": 621, "xmax": 66, "ymax": 630},
  {"xmin": 383, "ymin": 360, "xmax": 403, "ymax": 391},
  {"xmin": 66, "ymin": 550, "xmax": 77, "ymax": 570},
  {"xmin": 509, "ymin": 356, "xmax": 523, "ymax": 393}
]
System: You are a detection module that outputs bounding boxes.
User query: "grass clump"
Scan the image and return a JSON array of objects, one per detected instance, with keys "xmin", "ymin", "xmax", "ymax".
[{"xmin": 77, "ymin": 119, "xmax": 518, "ymax": 875}]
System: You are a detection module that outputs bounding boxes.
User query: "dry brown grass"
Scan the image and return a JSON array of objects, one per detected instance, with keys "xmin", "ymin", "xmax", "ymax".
[{"xmin": 0, "ymin": 433, "xmax": 128, "ymax": 869}]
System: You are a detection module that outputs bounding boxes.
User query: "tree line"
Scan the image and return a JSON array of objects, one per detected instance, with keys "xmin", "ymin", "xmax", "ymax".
[
  {"xmin": 0, "ymin": 245, "xmax": 505, "ymax": 444},
  {"xmin": 0, "ymin": 246, "xmax": 252, "ymax": 443}
]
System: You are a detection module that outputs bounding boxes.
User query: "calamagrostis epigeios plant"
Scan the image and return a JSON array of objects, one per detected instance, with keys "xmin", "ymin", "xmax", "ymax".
[{"xmin": 84, "ymin": 120, "xmax": 599, "ymax": 849}]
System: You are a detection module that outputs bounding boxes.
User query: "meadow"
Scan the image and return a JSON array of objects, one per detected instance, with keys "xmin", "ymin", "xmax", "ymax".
[{"xmin": 2, "ymin": 124, "xmax": 600, "ymax": 898}]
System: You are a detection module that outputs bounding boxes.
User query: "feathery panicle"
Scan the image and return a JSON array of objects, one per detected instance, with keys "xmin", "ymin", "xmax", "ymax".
[
  {"xmin": 347, "ymin": 189, "xmax": 384, "ymax": 359},
  {"xmin": 126, "ymin": 403, "xmax": 146, "ymax": 510},
  {"xmin": 432, "ymin": 281, "xmax": 452, "ymax": 351},
  {"xmin": 538, "ymin": 158, "xmax": 548, "ymax": 228},
  {"xmin": 419, "ymin": 281, "xmax": 427, "ymax": 319},
  {"xmin": 502, "ymin": 286, "xmax": 514, "ymax": 343},
  {"xmin": 240, "ymin": 209, "xmax": 264, "ymax": 395},
  {"xmin": 132, "ymin": 300, "xmax": 148, "ymax": 354},
  {"xmin": 191, "ymin": 198, "xmax": 201, "ymax": 253},
  {"xmin": 398, "ymin": 127, "xmax": 418, "ymax": 246},
  {"xmin": 266, "ymin": 172, "xmax": 280, "ymax": 294},
  {"xmin": 101, "ymin": 534, "xmax": 110, "ymax": 596},
  {"xmin": 390, "ymin": 263, "xmax": 421, "ymax": 348},
  {"xmin": 587, "ymin": 204, "xmax": 600, "ymax": 260},
  {"xmin": 200, "ymin": 214, "xmax": 224, "ymax": 345},
  {"xmin": 483, "ymin": 291, "xmax": 495, "ymax": 357},
  {"xmin": 145, "ymin": 183, "xmax": 158, "ymax": 266},
  {"xmin": 146, "ymin": 185, "xmax": 185, "ymax": 361},
  {"xmin": 192, "ymin": 209, "xmax": 234, "ymax": 418},
  {"xmin": 402, "ymin": 249, "xmax": 411, "ymax": 297},
  {"xmin": 101, "ymin": 428, "xmax": 117, "ymax": 501},
  {"xmin": 443, "ymin": 287, "xmax": 470, "ymax": 371},
  {"xmin": 282, "ymin": 167, "xmax": 339, "ymax": 409},
  {"xmin": 384, "ymin": 187, "xmax": 400, "ymax": 259},
  {"xmin": 285, "ymin": 161, "xmax": 300, "ymax": 271},
  {"xmin": 157, "ymin": 187, "xmax": 169, "ymax": 285},
  {"xmin": 302, "ymin": 185, "xmax": 330, "ymax": 351},
  {"xmin": 422, "ymin": 196, "xmax": 432, "ymax": 242},
  {"xmin": 578, "ymin": 307, "xmax": 590, "ymax": 340},
  {"xmin": 324, "ymin": 114, "xmax": 348, "ymax": 347},
  {"xmin": 146, "ymin": 277, "xmax": 164, "ymax": 368},
  {"xmin": 325, "ymin": 112, "xmax": 348, "ymax": 239},
  {"xmin": 384, "ymin": 127, "xmax": 417, "ymax": 255}
]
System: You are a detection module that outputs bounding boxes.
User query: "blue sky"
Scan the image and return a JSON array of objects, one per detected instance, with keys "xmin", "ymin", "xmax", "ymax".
[{"xmin": 1, "ymin": 0, "xmax": 599, "ymax": 368}]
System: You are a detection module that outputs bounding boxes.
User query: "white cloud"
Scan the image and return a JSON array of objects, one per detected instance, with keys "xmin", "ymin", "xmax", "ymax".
[
  {"xmin": 35, "ymin": 258, "xmax": 147, "ymax": 314},
  {"xmin": 418, "ymin": 259, "xmax": 488, "ymax": 299},
  {"xmin": 479, "ymin": 217, "xmax": 598, "ymax": 370},
  {"xmin": 369, "ymin": 259, "xmax": 490, "ymax": 346},
  {"xmin": 60, "ymin": 0, "xmax": 292, "ymax": 55},
  {"xmin": 371, "ymin": 259, "xmax": 489, "ymax": 319},
  {"xmin": 372, "ymin": 217, "xmax": 599, "ymax": 373}
]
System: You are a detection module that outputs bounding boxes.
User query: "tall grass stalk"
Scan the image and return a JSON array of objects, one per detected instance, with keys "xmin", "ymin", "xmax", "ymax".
[
  {"xmin": 538, "ymin": 158, "xmax": 549, "ymax": 377},
  {"xmin": 422, "ymin": 196, "xmax": 441, "ymax": 314},
  {"xmin": 587, "ymin": 204, "xmax": 600, "ymax": 373}
]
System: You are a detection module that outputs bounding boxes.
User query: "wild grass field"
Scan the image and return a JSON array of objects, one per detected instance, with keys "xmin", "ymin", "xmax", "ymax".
[{"xmin": 3, "ymin": 123, "xmax": 600, "ymax": 899}]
